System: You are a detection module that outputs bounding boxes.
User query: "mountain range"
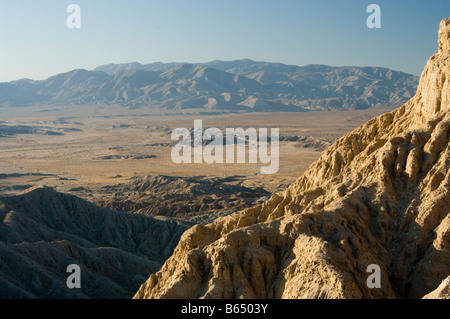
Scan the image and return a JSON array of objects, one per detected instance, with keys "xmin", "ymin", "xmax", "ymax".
[{"xmin": 0, "ymin": 60, "xmax": 419, "ymax": 112}]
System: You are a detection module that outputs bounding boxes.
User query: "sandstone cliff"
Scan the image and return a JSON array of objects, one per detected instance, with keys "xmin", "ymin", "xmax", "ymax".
[
  {"xmin": 134, "ymin": 19, "xmax": 450, "ymax": 299},
  {"xmin": 423, "ymin": 275, "xmax": 449, "ymax": 299}
]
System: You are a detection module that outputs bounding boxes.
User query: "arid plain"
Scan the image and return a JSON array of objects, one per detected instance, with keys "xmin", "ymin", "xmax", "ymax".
[{"xmin": 0, "ymin": 105, "xmax": 388, "ymax": 204}]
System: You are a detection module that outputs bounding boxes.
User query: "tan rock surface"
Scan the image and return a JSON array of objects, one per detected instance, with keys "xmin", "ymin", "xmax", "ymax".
[
  {"xmin": 134, "ymin": 19, "xmax": 450, "ymax": 299},
  {"xmin": 423, "ymin": 276, "xmax": 450, "ymax": 299}
]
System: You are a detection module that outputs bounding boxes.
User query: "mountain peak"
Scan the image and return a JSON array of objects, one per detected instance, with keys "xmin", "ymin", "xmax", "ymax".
[
  {"xmin": 412, "ymin": 18, "xmax": 450, "ymax": 121},
  {"xmin": 439, "ymin": 18, "xmax": 450, "ymax": 52},
  {"xmin": 19, "ymin": 185, "xmax": 56, "ymax": 196},
  {"xmin": 161, "ymin": 63, "xmax": 200, "ymax": 80}
]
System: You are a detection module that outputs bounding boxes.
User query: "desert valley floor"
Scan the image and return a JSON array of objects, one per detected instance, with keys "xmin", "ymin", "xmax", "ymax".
[{"xmin": 0, "ymin": 105, "xmax": 388, "ymax": 203}]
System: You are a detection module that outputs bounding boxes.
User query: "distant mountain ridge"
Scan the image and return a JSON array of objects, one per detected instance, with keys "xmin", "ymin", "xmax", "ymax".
[{"xmin": 0, "ymin": 59, "xmax": 418, "ymax": 111}]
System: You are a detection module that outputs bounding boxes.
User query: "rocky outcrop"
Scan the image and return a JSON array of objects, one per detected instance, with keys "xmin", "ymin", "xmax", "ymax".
[
  {"xmin": 0, "ymin": 186, "xmax": 192, "ymax": 298},
  {"xmin": 134, "ymin": 19, "xmax": 450, "ymax": 299},
  {"xmin": 95, "ymin": 175, "xmax": 270, "ymax": 219},
  {"xmin": 423, "ymin": 276, "xmax": 450, "ymax": 299}
]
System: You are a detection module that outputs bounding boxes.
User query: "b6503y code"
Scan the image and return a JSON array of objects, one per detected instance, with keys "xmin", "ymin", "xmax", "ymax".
[{"xmin": 225, "ymin": 304, "xmax": 268, "ymax": 314}]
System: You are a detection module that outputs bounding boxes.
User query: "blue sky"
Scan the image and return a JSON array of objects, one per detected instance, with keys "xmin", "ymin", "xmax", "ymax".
[{"xmin": 0, "ymin": 0, "xmax": 449, "ymax": 82}]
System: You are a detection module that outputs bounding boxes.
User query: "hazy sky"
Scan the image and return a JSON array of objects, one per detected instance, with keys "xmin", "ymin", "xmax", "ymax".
[{"xmin": 0, "ymin": 0, "xmax": 449, "ymax": 82}]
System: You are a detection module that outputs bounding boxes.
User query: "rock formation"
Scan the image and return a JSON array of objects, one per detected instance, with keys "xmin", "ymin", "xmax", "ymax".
[
  {"xmin": 134, "ymin": 19, "xmax": 450, "ymax": 299},
  {"xmin": 95, "ymin": 175, "xmax": 270, "ymax": 219},
  {"xmin": 423, "ymin": 275, "xmax": 450, "ymax": 299},
  {"xmin": 0, "ymin": 186, "xmax": 192, "ymax": 298}
]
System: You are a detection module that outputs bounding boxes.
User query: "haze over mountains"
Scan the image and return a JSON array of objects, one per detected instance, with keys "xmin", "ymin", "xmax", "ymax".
[{"xmin": 0, "ymin": 60, "xmax": 418, "ymax": 111}]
